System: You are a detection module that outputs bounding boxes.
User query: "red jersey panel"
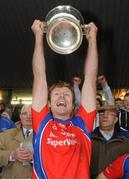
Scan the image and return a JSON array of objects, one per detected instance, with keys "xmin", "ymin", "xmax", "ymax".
[
  {"xmin": 32, "ymin": 105, "xmax": 96, "ymax": 179},
  {"xmin": 103, "ymin": 154, "xmax": 129, "ymax": 179}
]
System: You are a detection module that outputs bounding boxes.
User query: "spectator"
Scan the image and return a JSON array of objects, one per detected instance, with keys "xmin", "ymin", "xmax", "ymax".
[
  {"xmin": 12, "ymin": 104, "xmax": 23, "ymax": 122},
  {"xmin": 90, "ymin": 104, "xmax": 129, "ymax": 178},
  {"xmin": 72, "ymin": 76, "xmax": 81, "ymax": 109},
  {"xmin": 5, "ymin": 103, "xmax": 14, "ymax": 119},
  {"xmin": 0, "ymin": 105, "xmax": 33, "ymax": 179},
  {"xmin": 93, "ymin": 75, "xmax": 114, "ymax": 130},
  {"xmin": 96, "ymin": 98, "xmax": 103, "ymax": 110},
  {"xmin": 97, "ymin": 75, "xmax": 114, "ymax": 105},
  {"xmin": 0, "ymin": 116, "xmax": 16, "ymax": 133},
  {"xmin": 1, "ymin": 110, "xmax": 10, "ymax": 119},
  {"xmin": 115, "ymin": 98, "xmax": 123, "ymax": 111},
  {"xmin": 93, "ymin": 98, "xmax": 103, "ymax": 129},
  {"xmin": 117, "ymin": 93, "xmax": 129, "ymax": 130},
  {"xmin": 96, "ymin": 93, "xmax": 103, "ymax": 102},
  {"xmin": 119, "ymin": 126, "xmax": 129, "ymax": 138},
  {"xmin": 0, "ymin": 102, "xmax": 5, "ymax": 114},
  {"xmin": 97, "ymin": 154, "xmax": 129, "ymax": 179},
  {"xmin": 0, "ymin": 103, "xmax": 15, "ymax": 174},
  {"xmin": 31, "ymin": 20, "xmax": 98, "ymax": 179}
]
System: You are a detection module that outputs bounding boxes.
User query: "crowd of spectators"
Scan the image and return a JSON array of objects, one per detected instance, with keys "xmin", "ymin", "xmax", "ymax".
[
  {"xmin": 0, "ymin": 73, "xmax": 129, "ymax": 179},
  {"xmin": 0, "ymin": 18, "xmax": 129, "ymax": 179}
]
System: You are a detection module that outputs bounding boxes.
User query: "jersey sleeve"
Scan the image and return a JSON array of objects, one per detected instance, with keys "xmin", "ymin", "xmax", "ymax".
[
  {"xmin": 32, "ymin": 105, "xmax": 49, "ymax": 132},
  {"xmin": 76, "ymin": 105, "xmax": 96, "ymax": 133},
  {"xmin": 124, "ymin": 155, "xmax": 129, "ymax": 178},
  {"xmin": 103, "ymin": 154, "xmax": 128, "ymax": 179}
]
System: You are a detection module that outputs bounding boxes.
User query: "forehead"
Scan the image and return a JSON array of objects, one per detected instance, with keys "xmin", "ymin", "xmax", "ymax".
[
  {"xmin": 0, "ymin": 104, "xmax": 5, "ymax": 107},
  {"xmin": 116, "ymin": 100, "xmax": 122, "ymax": 103},
  {"xmin": 97, "ymin": 75, "xmax": 104, "ymax": 80},
  {"xmin": 124, "ymin": 96, "xmax": 129, "ymax": 101},
  {"xmin": 21, "ymin": 106, "xmax": 31, "ymax": 113},
  {"xmin": 99, "ymin": 110, "xmax": 117, "ymax": 116},
  {"xmin": 73, "ymin": 77, "xmax": 81, "ymax": 80},
  {"xmin": 52, "ymin": 87, "xmax": 72, "ymax": 93}
]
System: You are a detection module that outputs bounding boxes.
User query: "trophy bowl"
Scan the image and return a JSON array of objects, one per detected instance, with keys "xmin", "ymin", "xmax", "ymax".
[{"xmin": 44, "ymin": 5, "xmax": 85, "ymax": 54}]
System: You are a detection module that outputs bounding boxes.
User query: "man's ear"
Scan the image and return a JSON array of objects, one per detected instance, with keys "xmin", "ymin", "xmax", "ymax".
[
  {"xmin": 73, "ymin": 104, "xmax": 76, "ymax": 110},
  {"xmin": 48, "ymin": 101, "xmax": 52, "ymax": 113},
  {"xmin": 48, "ymin": 100, "xmax": 51, "ymax": 108},
  {"xmin": 114, "ymin": 116, "xmax": 118, "ymax": 124}
]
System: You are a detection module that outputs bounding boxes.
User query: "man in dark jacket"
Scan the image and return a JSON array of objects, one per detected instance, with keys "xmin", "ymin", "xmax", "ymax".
[
  {"xmin": 90, "ymin": 104, "xmax": 129, "ymax": 178},
  {"xmin": 117, "ymin": 93, "xmax": 129, "ymax": 130}
]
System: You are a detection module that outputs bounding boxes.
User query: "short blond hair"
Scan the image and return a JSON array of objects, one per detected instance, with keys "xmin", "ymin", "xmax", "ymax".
[
  {"xmin": 20, "ymin": 104, "xmax": 32, "ymax": 113},
  {"xmin": 48, "ymin": 81, "xmax": 75, "ymax": 105}
]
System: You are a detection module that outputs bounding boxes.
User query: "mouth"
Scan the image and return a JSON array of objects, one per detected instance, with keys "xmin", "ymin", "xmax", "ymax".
[
  {"xmin": 26, "ymin": 120, "xmax": 32, "ymax": 122},
  {"xmin": 56, "ymin": 101, "xmax": 66, "ymax": 107},
  {"xmin": 101, "ymin": 119, "xmax": 108, "ymax": 123}
]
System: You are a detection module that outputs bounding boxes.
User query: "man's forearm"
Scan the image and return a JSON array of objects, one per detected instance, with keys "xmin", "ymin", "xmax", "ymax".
[
  {"xmin": 84, "ymin": 39, "xmax": 98, "ymax": 82},
  {"xmin": 32, "ymin": 35, "xmax": 46, "ymax": 78}
]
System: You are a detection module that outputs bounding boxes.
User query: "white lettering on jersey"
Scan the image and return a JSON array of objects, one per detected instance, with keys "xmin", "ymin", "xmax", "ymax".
[
  {"xmin": 61, "ymin": 129, "xmax": 67, "ymax": 136},
  {"xmin": 52, "ymin": 124, "xmax": 58, "ymax": 130},
  {"xmin": 58, "ymin": 123, "xmax": 66, "ymax": 129},
  {"xmin": 46, "ymin": 138, "xmax": 77, "ymax": 148},
  {"xmin": 50, "ymin": 131, "xmax": 57, "ymax": 138}
]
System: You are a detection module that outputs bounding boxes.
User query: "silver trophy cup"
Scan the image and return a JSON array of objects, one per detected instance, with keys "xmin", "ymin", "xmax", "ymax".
[{"xmin": 43, "ymin": 5, "xmax": 86, "ymax": 54}]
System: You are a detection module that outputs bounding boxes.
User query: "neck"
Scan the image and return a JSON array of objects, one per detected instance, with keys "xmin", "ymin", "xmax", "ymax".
[
  {"xmin": 100, "ymin": 128, "xmax": 114, "ymax": 134},
  {"xmin": 23, "ymin": 126, "xmax": 32, "ymax": 130},
  {"xmin": 53, "ymin": 114, "xmax": 71, "ymax": 121}
]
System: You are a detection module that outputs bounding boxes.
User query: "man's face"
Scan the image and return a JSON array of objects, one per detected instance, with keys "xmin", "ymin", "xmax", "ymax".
[
  {"xmin": 96, "ymin": 99, "xmax": 102, "ymax": 110},
  {"xmin": 99, "ymin": 110, "xmax": 117, "ymax": 131},
  {"xmin": 20, "ymin": 106, "xmax": 32, "ymax": 129},
  {"xmin": 72, "ymin": 77, "xmax": 81, "ymax": 85},
  {"xmin": 49, "ymin": 87, "xmax": 73, "ymax": 119},
  {"xmin": 124, "ymin": 96, "xmax": 129, "ymax": 110},
  {"xmin": 115, "ymin": 100, "xmax": 123, "ymax": 109}
]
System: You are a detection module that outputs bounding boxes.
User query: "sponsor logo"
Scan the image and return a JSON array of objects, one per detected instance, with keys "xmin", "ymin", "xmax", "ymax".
[{"xmin": 46, "ymin": 137, "xmax": 77, "ymax": 148}]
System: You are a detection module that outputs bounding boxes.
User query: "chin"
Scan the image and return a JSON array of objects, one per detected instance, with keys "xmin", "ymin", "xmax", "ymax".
[{"xmin": 55, "ymin": 110, "xmax": 70, "ymax": 116}]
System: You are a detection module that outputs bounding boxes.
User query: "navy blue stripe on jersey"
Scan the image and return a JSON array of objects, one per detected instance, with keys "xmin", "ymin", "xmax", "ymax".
[
  {"xmin": 33, "ymin": 113, "xmax": 52, "ymax": 179},
  {"xmin": 124, "ymin": 155, "xmax": 129, "ymax": 178},
  {"xmin": 71, "ymin": 115, "xmax": 91, "ymax": 140}
]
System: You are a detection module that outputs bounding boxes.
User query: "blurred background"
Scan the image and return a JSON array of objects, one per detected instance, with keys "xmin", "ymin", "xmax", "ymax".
[{"xmin": 0, "ymin": 0, "xmax": 129, "ymax": 105}]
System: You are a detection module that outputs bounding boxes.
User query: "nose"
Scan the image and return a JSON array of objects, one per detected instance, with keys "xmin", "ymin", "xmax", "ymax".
[
  {"xmin": 26, "ymin": 113, "xmax": 32, "ymax": 119},
  {"xmin": 103, "ymin": 112, "xmax": 108, "ymax": 116},
  {"xmin": 28, "ymin": 113, "xmax": 32, "ymax": 117},
  {"xmin": 59, "ymin": 93, "xmax": 65, "ymax": 98}
]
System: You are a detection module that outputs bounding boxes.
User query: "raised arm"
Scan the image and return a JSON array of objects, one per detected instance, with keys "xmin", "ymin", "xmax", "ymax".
[
  {"xmin": 31, "ymin": 20, "xmax": 48, "ymax": 112},
  {"xmin": 97, "ymin": 75, "xmax": 114, "ymax": 105},
  {"xmin": 81, "ymin": 22, "xmax": 98, "ymax": 112}
]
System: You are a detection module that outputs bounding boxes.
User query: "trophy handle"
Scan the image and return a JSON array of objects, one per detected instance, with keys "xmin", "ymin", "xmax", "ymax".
[
  {"xmin": 41, "ymin": 21, "xmax": 47, "ymax": 33},
  {"xmin": 81, "ymin": 25, "xmax": 87, "ymax": 35}
]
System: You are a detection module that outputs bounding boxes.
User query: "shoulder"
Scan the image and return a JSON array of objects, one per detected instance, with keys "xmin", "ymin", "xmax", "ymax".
[
  {"xmin": 0, "ymin": 127, "xmax": 18, "ymax": 139},
  {"xmin": 91, "ymin": 127, "xmax": 100, "ymax": 138},
  {"xmin": 124, "ymin": 154, "xmax": 129, "ymax": 165},
  {"xmin": 0, "ymin": 117, "xmax": 15, "ymax": 125},
  {"xmin": 121, "ymin": 135, "xmax": 129, "ymax": 143},
  {"xmin": 114, "ymin": 133, "xmax": 129, "ymax": 146},
  {"xmin": 119, "ymin": 108, "xmax": 129, "ymax": 113}
]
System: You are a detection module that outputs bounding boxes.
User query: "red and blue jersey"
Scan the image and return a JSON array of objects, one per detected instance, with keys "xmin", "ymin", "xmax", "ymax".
[
  {"xmin": 32, "ymin": 105, "xmax": 96, "ymax": 179},
  {"xmin": 103, "ymin": 154, "xmax": 129, "ymax": 179}
]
